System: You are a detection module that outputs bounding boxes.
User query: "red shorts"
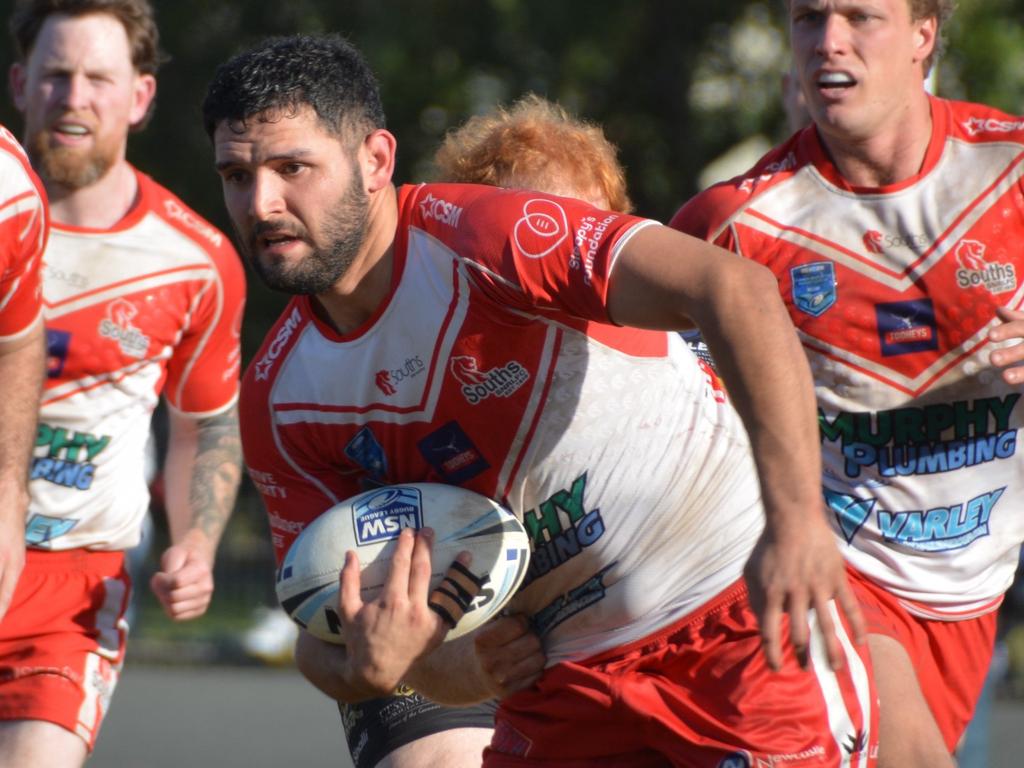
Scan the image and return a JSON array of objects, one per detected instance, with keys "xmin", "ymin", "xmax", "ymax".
[
  {"xmin": 0, "ymin": 549, "xmax": 129, "ymax": 750},
  {"xmin": 485, "ymin": 579, "xmax": 878, "ymax": 767},
  {"xmin": 846, "ymin": 568, "xmax": 997, "ymax": 750}
]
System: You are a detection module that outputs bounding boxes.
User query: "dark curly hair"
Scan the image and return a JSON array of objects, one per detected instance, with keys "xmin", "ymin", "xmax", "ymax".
[{"xmin": 202, "ymin": 34, "xmax": 385, "ymax": 144}]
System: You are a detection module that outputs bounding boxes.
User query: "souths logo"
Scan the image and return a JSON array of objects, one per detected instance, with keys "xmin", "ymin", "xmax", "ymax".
[
  {"xmin": 450, "ymin": 355, "xmax": 529, "ymax": 405},
  {"xmin": 98, "ymin": 298, "xmax": 150, "ymax": 358},
  {"xmin": 963, "ymin": 116, "xmax": 1024, "ymax": 136},
  {"xmin": 863, "ymin": 230, "xmax": 884, "ymax": 254},
  {"xmin": 375, "ymin": 356, "xmax": 425, "ymax": 396},
  {"xmin": 419, "ymin": 193, "xmax": 463, "ymax": 228},
  {"xmin": 353, "ymin": 487, "xmax": 423, "ymax": 545},
  {"xmin": 255, "ymin": 306, "xmax": 301, "ymax": 381},
  {"xmin": 514, "ymin": 199, "xmax": 569, "ymax": 259},
  {"xmin": 955, "ymin": 239, "xmax": 1016, "ymax": 294}
]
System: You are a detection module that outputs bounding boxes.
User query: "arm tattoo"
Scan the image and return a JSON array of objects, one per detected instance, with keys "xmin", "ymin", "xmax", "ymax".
[{"xmin": 189, "ymin": 403, "xmax": 242, "ymax": 544}]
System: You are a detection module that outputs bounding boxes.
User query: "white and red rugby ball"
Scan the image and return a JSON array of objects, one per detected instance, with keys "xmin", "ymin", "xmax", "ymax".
[{"xmin": 275, "ymin": 483, "xmax": 531, "ymax": 644}]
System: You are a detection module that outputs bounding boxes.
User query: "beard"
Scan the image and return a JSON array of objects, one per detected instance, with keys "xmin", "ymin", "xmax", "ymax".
[
  {"xmin": 242, "ymin": 170, "xmax": 370, "ymax": 295},
  {"xmin": 26, "ymin": 125, "xmax": 118, "ymax": 191}
]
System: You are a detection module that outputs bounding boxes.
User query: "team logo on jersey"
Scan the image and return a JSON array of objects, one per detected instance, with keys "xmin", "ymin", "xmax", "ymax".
[
  {"xmin": 418, "ymin": 421, "xmax": 489, "ymax": 483},
  {"xmin": 790, "ymin": 261, "xmax": 836, "ymax": 317},
  {"xmin": 863, "ymin": 230, "xmax": 885, "ymax": 254},
  {"xmin": 450, "ymin": 355, "xmax": 529, "ymax": 405},
  {"xmin": 374, "ymin": 355, "xmax": 425, "ymax": 396},
  {"xmin": 419, "ymin": 193, "xmax": 464, "ymax": 228},
  {"xmin": 254, "ymin": 306, "xmax": 302, "ymax": 381},
  {"xmin": 514, "ymin": 199, "xmax": 569, "ymax": 260},
  {"xmin": 353, "ymin": 487, "xmax": 423, "ymax": 545},
  {"xmin": 954, "ymin": 239, "xmax": 1016, "ymax": 294},
  {"xmin": 45, "ymin": 328, "xmax": 71, "ymax": 378},
  {"xmin": 98, "ymin": 298, "xmax": 150, "ymax": 359},
  {"xmin": 344, "ymin": 427, "xmax": 389, "ymax": 484},
  {"xmin": 876, "ymin": 299, "xmax": 938, "ymax": 356}
]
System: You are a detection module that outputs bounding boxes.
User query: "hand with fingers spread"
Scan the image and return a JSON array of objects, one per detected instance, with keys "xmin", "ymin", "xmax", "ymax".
[
  {"xmin": 989, "ymin": 306, "xmax": 1024, "ymax": 386},
  {"xmin": 743, "ymin": 511, "xmax": 865, "ymax": 672},
  {"xmin": 337, "ymin": 526, "xmax": 479, "ymax": 699},
  {"xmin": 474, "ymin": 614, "xmax": 545, "ymax": 698}
]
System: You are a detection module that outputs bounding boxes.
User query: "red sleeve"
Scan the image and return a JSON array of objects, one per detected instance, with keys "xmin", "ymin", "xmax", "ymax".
[
  {"xmin": 400, "ymin": 183, "xmax": 655, "ymax": 323},
  {"xmin": 0, "ymin": 127, "xmax": 47, "ymax": 340}
]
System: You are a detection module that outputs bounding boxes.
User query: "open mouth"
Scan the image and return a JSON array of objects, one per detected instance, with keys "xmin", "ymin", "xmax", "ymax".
[{"xmin": 817, "ymin": 71, "xmax": 856, "ymax": 94}]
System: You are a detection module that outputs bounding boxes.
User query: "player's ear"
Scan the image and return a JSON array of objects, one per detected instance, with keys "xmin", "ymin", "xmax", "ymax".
[
  {"xmin": 911, "ymin": 15, "xmax": 938, "ymax": 66},
  {"xmin": 360, "ymin": 129, "xmax": 397, "ymax": 194},
  {"xmin": 9, "ymin": 63, "xmax": 27, "ymax": 112},
  {"xmin": 128, "ymin": 73, "xmax": 157, "ymax": 129}
]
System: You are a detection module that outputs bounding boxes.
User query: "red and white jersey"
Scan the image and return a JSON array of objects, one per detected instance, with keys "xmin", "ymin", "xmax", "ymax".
[
  {"xmin": 673, "ymin": 96, "xmax": 1024, "ymax": 620},
  {"xmin": 0, "ymin": 125, "xmax": 46, "ymax": 340},
  {"xmin": 29, "ymin": 168, "xmax": 245, "ymax": 552},
  {"xmin": 243, "ymin": 183, "xmax": 762, "ymax": 663}
]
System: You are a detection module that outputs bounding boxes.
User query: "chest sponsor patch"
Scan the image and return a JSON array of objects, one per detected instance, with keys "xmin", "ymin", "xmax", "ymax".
[
  {"xmin": 45, "ymin": 328, "xmax": 71, "ymax": 378},
  {"xmin": 790, "ymin": 261, "xmax": 836, "ymax": 317},
  {"xmin": 876, "ymin": 299, "xmax": 938, "ymax": 356},
  {"xmin": 344, "ymin": 426, "xmax": 388, "ymax": 485},
  {"xmin": 418, "ymin": 421, "xmax": 489, "ymax": 484}
]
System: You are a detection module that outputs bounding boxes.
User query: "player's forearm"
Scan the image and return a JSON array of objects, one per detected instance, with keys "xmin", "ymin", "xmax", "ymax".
[
  {"xmin": 164, "ymin": 405, "xmax": 242, "ymax": 559},
  {"xmin": 0, "ymin": 323, "xmax": 44, "ymax": 520}
]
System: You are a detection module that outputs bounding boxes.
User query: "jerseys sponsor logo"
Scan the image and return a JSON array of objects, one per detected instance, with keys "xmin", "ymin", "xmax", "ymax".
[
  {"xmin": 875, "ymin": 299, "xmax": 938, "ymax": 356},
  {"xmin": 418, "ymin": 193, "xmax": 463, "ymax": 228},
  {"xmin": 570, "ymin": 213, "xmax": 617, "ymax": 287},
  {"xmin": 954, "ymin": 239, "xmax": 1016, "ymax": 294},
  {"xmin": 32, "ymin": 422, "xmax": 111, "ymax": 491},
  {"xmin": 521, "ymin": 473, "xmax": 606, "ymax": 588},
  {"xmin": 737, "ymin": 153, "xmax": 797, "ymax": 194},
  {"xmin": 254, "ymin": 306, "xmax": 302, "ymax": 381},
  {"xmin": 43, "ymin": 263, "xmax": 88, "ymax": 290},
  {"xmin": 163, "ymin": 199, "xmax": 224, "ymax": 248},
  {"xmin": 249, "ymin": 468, "xmax": 288, "ymax": 499},
  {"xmin": 827, "ymin": 487, "xmax": 1005, "ymax": 551},
  {"xmin": 24, "ymin": 513, "xmax": 78, "ymax": 546},
  {"xmin": 790, "ymin": 261, "xmax": 836, "ymax": 317},
  {"xmin": 353, "ymin": 486, "xmax": 423, "ymax": 545},
  {"xmin": 533, "ymin": 564, "xmax": 613, "ymax": 637},
  {"xmin": 513, "ymin": 198, "xmax": 569, "ymax": 259},
  {"xmin": 374, "ymin": 355, "xmax": 425, "ymax": 396},
  {"xmin": 45, "ymin": 328, "xmax": 71, "ymax": 379},
  {"xmin": 344, "ymin": 426, "xmax": 389, "ymax": 485},
  {"xmin": 450, "ymin": 355, "xmax": 529, "ymax": 405},
  {"xmin": 863, "ymin": 230, "xmax": 884, "ymax": 254},
  {"xmin": 718, "ymin": 753, "xmax": 751, "ymax": 768},
  {"xmin": 417, "ymin": 421, "xmax": 489, "ymax": 484},
  {"xmin": 962, "ymin": 116, "xmax": 1024, "ymax": 136},
  {"xmin": 820, "ymin": 395, "xmax": 1020, "ymax": 481},
  {"xmin": 267, "ymin": 510, "xmax": 304, "ymax": 534},
  {"xmin": 98, "ymin": 298, "xmax": 150, "ymax": 359}
]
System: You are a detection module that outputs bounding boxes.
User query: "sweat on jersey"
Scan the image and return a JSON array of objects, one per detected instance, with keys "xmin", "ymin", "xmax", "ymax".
[
  {"xmin": 29, "ymin": 168, "xmax": 245, "ymax": 552},
  {"xmin": 673, "ymin": 95, "xmax": 1024, "ymax": 621},
  {"xmin": 242, "ymin": 182, "xmax": 763, "ymax": 664},
  {"xmin": 0, "ymin": 125, "xmax": 47, "ymax": 341}
]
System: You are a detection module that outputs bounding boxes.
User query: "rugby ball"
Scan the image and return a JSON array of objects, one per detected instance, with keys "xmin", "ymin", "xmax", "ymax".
[{"xmin": 275, "ymin": 483, "xmax": 531, "ymax": 644}]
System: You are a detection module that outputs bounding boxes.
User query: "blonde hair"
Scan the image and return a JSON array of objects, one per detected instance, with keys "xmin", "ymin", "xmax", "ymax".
[{"xmin": 434, "ymin": 94, "xmax": 632, "ymax": 213}]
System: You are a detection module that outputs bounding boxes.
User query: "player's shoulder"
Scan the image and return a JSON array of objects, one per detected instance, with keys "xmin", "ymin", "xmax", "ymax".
[
  {"xmin": 243, "ymin": 299, "xmax": 309, "ymax": 394},
  {"xmin": 135, "ymin": 169, "xmax": 236, "ymax": 257},
  {"xmin": 670, "ymin": 131, "xmax": 807, "ymax": 238},
  {"xmin": 944, "ymin": 97, "xmax": 1024, "ymax": 145},
  {"xmin": 0, "ymin": 125, "xmax": 45, "ymax": 203}
]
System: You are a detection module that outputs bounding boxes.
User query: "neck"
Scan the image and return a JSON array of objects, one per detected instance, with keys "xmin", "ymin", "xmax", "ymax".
[
  {"xmin": 820, "ymin": 91, "xmax": 934, "ymax": 188},
  {"xmin": 314, "ymin": 183, "xmax": 399, "ymax": 335},
  {"xmin": 47, "ymin": 159, "xmax": 139, "ymax": 229}
]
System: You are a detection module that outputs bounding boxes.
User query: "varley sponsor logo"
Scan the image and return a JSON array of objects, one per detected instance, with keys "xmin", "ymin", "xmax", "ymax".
[
  {"xmin": 513, "ymin": 198, "xmax": 569, "ymax": 259},
  {"xmin": 450, "ymin": 355, "xmax": 529, "ymax": 404},
  {"xmin": 963, "ymin": 116, "xmax": 1024, "ymax": 136},
  {"xmin": 955, "ymin": 239, "xmax": 1016, "ymax": 294},
  {"xmin": 255, "ymin": 306, "xmax": 302, "ymax": 380},
  {"xmin": 374, "ymin": 355, "xmax": 425, "ymax": 396},
  {"xmin": 164, "ymin": 199, "xmax": 224, "ymax": 247},
  {"xmin": 419, "ymin": 193, "xmax": 464, "ymax": 228},
  {"xmin": 98, "ymin": 298, "xmax": 150, "ymax": 358}
]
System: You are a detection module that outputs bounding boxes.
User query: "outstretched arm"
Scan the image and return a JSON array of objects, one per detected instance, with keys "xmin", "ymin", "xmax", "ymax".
[
  {"xmin": 0, "ymin": 321, "xmax": 44, "ymax": 622},
  {"xmin": 608, "ymin": 224, "xmax": 864, "ymax": 671},
  {"xmin": 150, "ymin": 404, "xmax": 242, "ymax": 620}
]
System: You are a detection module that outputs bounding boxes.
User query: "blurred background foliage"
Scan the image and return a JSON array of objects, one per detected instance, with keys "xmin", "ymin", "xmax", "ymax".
[{"xmin": 2, "ymin": 0, "xmax": 1024, "ymax": 643}]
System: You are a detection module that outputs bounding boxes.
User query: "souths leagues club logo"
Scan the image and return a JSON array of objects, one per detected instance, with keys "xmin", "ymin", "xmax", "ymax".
[
  {"xmin": 98, "ymin": 298, "xmax": 150, "ymax": 359},
  {"xmin": 955, "ymin": 239, "xmax": 1016, "ymax": 294},
  {"xmin": 450, "ymin": 355, "xmax": 529, "ymax": 405}
]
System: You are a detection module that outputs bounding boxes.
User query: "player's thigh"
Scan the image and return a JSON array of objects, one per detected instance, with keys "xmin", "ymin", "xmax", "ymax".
[
  {"xmin": 377, "ymin": 727, "xmax": 493, "ymax": 768},
  {"xmin": 0, "ymin": 719, "xmax": 88, "ymax": 768},
  {"xmin": 869, "ymin": 634, "xmax": 954, "ymax": 768}
]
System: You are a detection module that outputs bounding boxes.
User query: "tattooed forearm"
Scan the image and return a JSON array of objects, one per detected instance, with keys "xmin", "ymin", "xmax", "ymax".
[{"xmin": 188, "ymin": 403, "xmax": 242, "ymax": 546}]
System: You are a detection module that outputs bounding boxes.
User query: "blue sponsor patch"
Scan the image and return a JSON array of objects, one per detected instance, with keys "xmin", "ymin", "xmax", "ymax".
[
  {"xmin": 418, "ymin": 421, "xmax": 489, "ymax": 484},
  {"xmin": 353, "ymin": 486, "xmax": 423, "ymax": 545},
  {"xmin": 876, "ymin": 299, "xmax": 938, "ymax": 356},
  {"xmin": 717, "ymin": 753, "xmax": 752, "ymax": 768},
  {"xmin": 345, "ymin": 427, "xmax": 388, "ymax": 483},
  {"xmin": 791, "ymin": 261, "xmax": 836, "ymax": 317},
  {"xmin": 25, "ymin": 513, "xmax": 78, "ymax": 546},
  {"xmin": 46, "ymin": 329, "xmax": 72, "ymax": 379}
]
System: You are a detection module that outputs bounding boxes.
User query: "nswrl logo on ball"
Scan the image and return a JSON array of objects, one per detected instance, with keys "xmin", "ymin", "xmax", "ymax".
[{"xmin": 353, "ymin": 487, "xmax": 424, "ymax": 545}]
